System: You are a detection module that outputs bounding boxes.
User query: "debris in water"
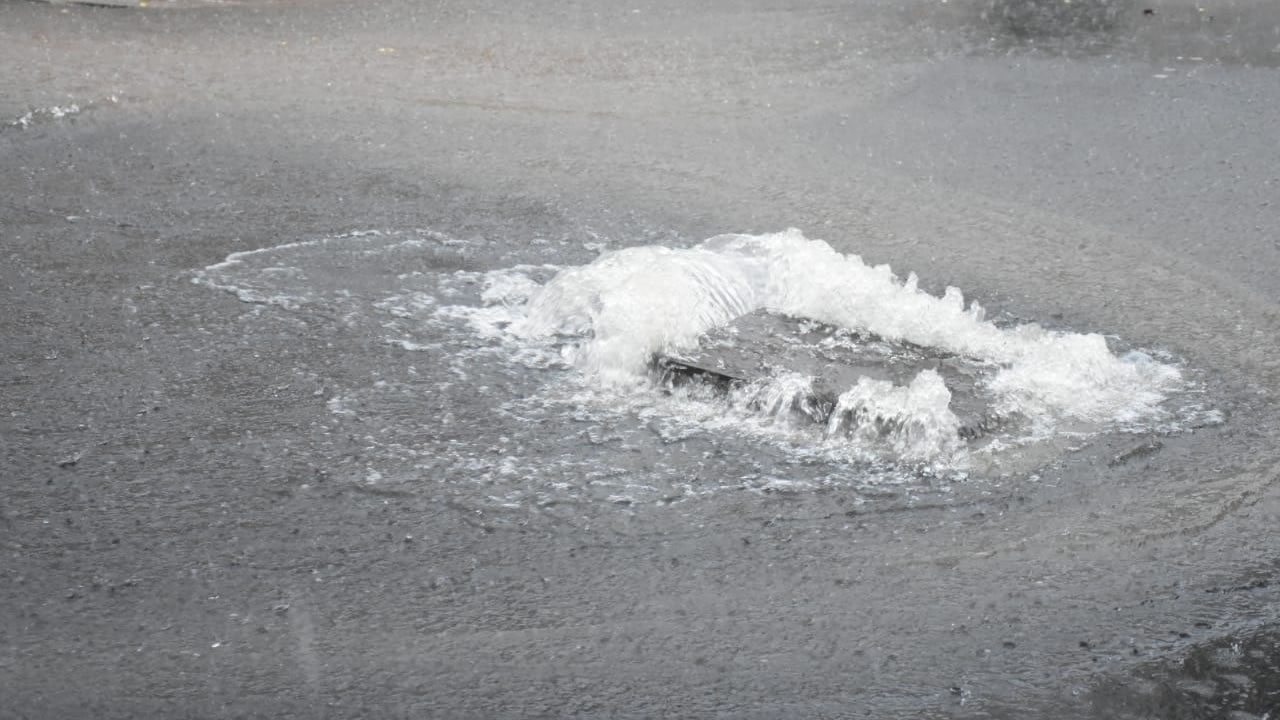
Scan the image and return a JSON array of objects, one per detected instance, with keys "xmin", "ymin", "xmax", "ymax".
[
  {"xmin": 1108, "ymin": 437, "xmax": 1164, "ymax": 467},
  {"xmin": 654, "ymin": 310, "xmax": 1003, "ymax": 447}
]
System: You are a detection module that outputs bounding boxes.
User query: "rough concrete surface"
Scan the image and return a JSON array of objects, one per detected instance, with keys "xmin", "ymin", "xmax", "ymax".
[{"xmin": 3, "ymin": 0, "xmax": 1280, "ymax": 717}]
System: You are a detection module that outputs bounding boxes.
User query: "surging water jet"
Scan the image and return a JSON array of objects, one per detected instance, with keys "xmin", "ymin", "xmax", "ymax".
[
  {"xmin": 503, "ymin": 229, "xmax": 1183, "ymax": 465},
  {"xmin": 653, "ymin": 310, "xmax": 1004, "ymax": 446}
]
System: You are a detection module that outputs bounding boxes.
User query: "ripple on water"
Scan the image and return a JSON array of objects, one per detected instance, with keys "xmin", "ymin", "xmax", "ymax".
[{"xmin": 194, "ymin": 228, "xmax": 1219, "ymax": 509}]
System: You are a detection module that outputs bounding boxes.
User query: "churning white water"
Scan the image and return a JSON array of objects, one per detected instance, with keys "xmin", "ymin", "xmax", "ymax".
[
  {"xmin": 484, "ymin": 229, "xmax": 1183, "ymax": 465},
  {"xmin": 195, "ymin": 227, "xmax": 1195, "ymax": 478}
]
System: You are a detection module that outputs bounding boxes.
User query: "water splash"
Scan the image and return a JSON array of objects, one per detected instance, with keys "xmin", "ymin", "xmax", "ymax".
[
  {"xmin": 498, "ymin": 229, "xmax": 1183, "ymax": 464},
  {"xmin": 191, "ymin": 227, "xmax": 1192, "ymax": 475},
  {"xmin": 826, "ymin": 370, "xmax": 966, "ymax": 463}
]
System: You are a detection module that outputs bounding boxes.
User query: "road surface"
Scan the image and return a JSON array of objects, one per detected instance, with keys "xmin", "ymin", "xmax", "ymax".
[{"xmin": 3, "ymin": 0, "xmax": 1280, "ymax": 717}]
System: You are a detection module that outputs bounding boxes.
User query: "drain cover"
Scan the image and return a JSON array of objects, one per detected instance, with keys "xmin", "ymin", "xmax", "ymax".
[{"xmin": 654, "ymin": 310, "xmax": 1004, "ymax": 441}]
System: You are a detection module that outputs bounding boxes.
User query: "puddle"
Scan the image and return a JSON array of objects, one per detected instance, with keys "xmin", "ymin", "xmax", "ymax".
[{"xmin": 193, "ymin": 228, "xmax": 1221, "ymax": 506}]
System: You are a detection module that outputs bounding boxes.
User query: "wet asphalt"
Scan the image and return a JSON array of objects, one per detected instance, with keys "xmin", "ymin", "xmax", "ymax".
[{"xmin": 3, "ymin": 0, "xmax": 1280, "ymax": 717}]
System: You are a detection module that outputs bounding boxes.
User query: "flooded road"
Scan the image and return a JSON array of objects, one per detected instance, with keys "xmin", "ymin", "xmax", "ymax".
[{"xmin": 3, "ymin": 0, "xmax": 1280, "ymax": 717}]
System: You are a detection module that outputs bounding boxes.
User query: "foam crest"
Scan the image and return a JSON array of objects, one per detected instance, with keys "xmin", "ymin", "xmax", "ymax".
[
  {"xmin": 514, "ymin": 229, "xmax": 1182, "ymax": 429},
  {"xmin": 734, "ymin": 372, "xmax": 824, "ymax": 424},
  {"xmin": 516, "ymin": 246, "xmax": 760, "ymax": 384},
  {"xmin": 827, "ymin": 371, "xmax": 965, "ymax": 463}
]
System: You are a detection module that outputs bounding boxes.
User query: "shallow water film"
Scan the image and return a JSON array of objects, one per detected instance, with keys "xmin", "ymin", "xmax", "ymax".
[{"xmin": 4, "ymin": 0, "xmax": 1280, "ymax": 717}]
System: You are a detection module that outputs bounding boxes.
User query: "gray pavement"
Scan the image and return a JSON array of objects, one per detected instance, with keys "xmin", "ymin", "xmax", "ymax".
[{"xmin": 3, "ymin": 1, "xmax": 1280, "ymax": 717}]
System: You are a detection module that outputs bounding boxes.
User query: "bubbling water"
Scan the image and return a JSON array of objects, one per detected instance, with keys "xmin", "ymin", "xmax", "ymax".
[
  {"xmin": 506, "ymin": 229, "xmax": 1182, "ymax": 464},
  {"xmin": 189, "ymin": 226, "xmax": 1195, "ymax": 476}
]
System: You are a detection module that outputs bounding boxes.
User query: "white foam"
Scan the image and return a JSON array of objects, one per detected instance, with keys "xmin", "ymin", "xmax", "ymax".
[
  {"xmin": 8, "ymin": 103, "xmax": 81, "ymax": 129},
  {"xmin": 512, "ymin": 229, "xmax": 1180, "ymax": 421},
  {"xmin": 736, "ymin": 372, "xmax": 819, "ymax": 424},
  {"xmin": 826, "ymin": 370, "xmax": 965, "ymax": 463},
  {"xmin": 514, "ymin": 245, "xmax": 759, "ymax": 384},
  {"xmin": 478, "ymin": 229, "xmax": 1185, "ymax": 463},
  {"xmin": 192, "ymin": 227, "xmax": 1190, "ymax": 473}
]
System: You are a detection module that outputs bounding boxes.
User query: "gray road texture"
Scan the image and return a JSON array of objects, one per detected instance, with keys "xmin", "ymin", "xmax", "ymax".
[{"xmin": 3, "ymin": 0, "xmax": 1280, "ymax": 717}]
